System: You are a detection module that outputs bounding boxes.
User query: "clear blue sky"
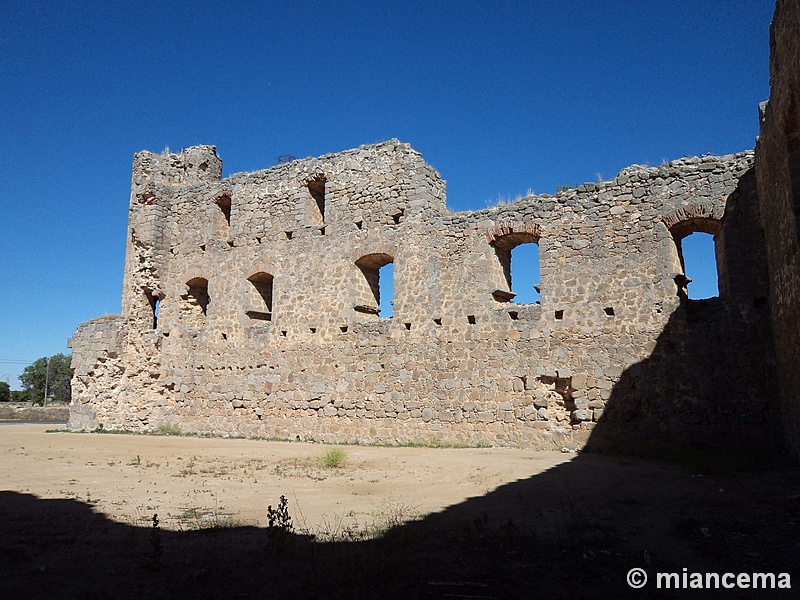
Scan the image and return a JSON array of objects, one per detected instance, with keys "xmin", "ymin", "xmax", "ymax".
[{"xmin": 0, "ymin": 0, "xmax": 775, "ymax": 388}]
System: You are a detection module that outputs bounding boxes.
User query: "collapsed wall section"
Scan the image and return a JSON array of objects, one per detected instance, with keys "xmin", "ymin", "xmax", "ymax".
[
  {"xmin": 69, "ymin": 140, "xmax": 778, "ymax": 449},
  {"xmin": 68, "ymin": 316, "xmax": 126, "ymax": 431}
]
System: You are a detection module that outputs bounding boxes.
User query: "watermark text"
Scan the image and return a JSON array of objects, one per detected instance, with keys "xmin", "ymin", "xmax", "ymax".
[{"xmin": 627, "ymin": 568, "xmax": 791, "ymax": 590}]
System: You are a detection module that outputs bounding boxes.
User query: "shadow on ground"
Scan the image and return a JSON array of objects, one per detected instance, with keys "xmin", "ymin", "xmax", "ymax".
[{"xmin": 2, "ymin": 447, "xmax": 799, "ymax": 599}]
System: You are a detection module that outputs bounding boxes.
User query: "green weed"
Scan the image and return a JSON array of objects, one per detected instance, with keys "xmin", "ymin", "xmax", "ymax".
[
  {"xmin": 156, "ymin": 422, "xmax": 182, "ymax": 436},
  {"xmin": 319, "ymin": 447, "xmax": 347, "ymax": 469}
]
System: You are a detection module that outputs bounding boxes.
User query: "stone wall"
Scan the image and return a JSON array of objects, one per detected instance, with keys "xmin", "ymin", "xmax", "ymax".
[
  {"xmin": 68, "ymin": 138, "xmax": 780, "ymax": 450},
  {"xmin": 68, "ymin": 316, "xmax": 126, "ymax": 430},
  {"xmin": 0, "ymin": 403, "xmax": 70, "ymax": 422},
  {"xmin": 755, "ymin": 0, "xmax": 800, "ymax": 459}
]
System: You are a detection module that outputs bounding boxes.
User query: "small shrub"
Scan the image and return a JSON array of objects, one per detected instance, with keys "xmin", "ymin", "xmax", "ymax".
[
  {"xmin": 267, "ymin": 495, "xmax": 293, "ymax": 531},
  {"xmin": 266, "ymin": 495, "xmax": 294, "ymax": 550},
  {"xmin": 319, "ymin": 447, "xmax": 347, "ymax": 469},
  {"xmin": 156, "ymin": 422, "xmax": 181, "ymax": 436}
]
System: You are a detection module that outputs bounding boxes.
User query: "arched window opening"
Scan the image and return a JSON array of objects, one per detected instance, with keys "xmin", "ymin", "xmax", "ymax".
[
  {"xmin": 678, "ymin": 232, "xmax": 719, "ymax": 299},
  {"xmin": 307, "ymin": 175, "xmax": 326, "ymax": 225},
  {"xmin": 354, "ymin": 253, "xmax": 393, "ymax": 318},
  {"xmin": 663, "ymin": 211, "xmax": 723, "ymax": 300},
  {"xmin": 246, "ymin": 272, "xmax": 273, "ymax": 321},
  {"xmin": 181, "ymin": 277, "xmax": 209, "ymax": 327},
  {"xmin": 215, "ymin": 193, "xmax": 232, "ymax": 227},
  {"xmin": 510, "ymin": 242, "xmax": 541, "ymax": 304},
  {"xmin": 145, "ymin": 291, "xmax": 160, "ymax": 329},
  {"xmin": 489, "ymin": 229, "xmax": 541, "ymax": 305}
]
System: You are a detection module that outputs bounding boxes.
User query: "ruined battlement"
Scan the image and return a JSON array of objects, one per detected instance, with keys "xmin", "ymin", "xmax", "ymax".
[{"xmin": 132, "ymin": 145, "xmax": 223, "ymax": 186}]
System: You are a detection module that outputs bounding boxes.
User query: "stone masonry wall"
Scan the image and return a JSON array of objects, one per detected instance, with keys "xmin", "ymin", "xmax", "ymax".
[
  {"xmin": 69, "ymin": 139, "xmax": 779, "ymax": 449},
  {"xmin": 755, "ymin": 0, "xmax": 800, "ymax": 459}
]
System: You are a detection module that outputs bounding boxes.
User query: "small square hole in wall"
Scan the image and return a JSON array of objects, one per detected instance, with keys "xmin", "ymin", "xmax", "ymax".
[
  {"xmin": 392, "ymin": 210, "xmax": 404, "ymax": 225},
  {"xmin": 319, "ymin": 226, "xmax": 326, "ymax": 235},
  {"xmin": 310, "ymin": 327, "xmax": 317, "ymax": 334},
  {"xmin": 200, "ymin": 244, "xmax": 206, "ymax": 251},
  {"xmin": 509, "ymin": 311, "xmax": 519, "ymax": 321},
  {"xmin": 227, "ymin": 240, "xmax": 234, "ymax": 247},
  {"xmin": 467, "ymin": 315, "xmax": 476, "ymax": 325},
  {"xmin": 221, "ymin": 333, "xmax": 227, "ymax": 340},
  {"xmin": 554, "ymin": 310, "xmax": 564, "ymax": 320},
  {"xmin": 255, "ymin": 237, "xmax": 262, "ymax": 244},
  {"xmin": 285, "ymin": 231, "xmax": 293, "ymax": 240},
  {"xmin": 433, "ymin": 318, "xmax": 442, "ymax": 326},
  {"xmin": 355, "ymin": 220, "xmax": 363, "ymax": 230},
  {"xmin": 340, "ymin": 325, "xmax": 348, "ymax": 333},
  {"xmin": 404, "ymin": 322, "xmax": 411, "ymax": 330},
  {"xmin": 280, "ymin": 330, "xmax": 287, "ymax": 337},
  {"xmin": 604, "ymin": 307, "xmax": 615, "ymax": 316}
]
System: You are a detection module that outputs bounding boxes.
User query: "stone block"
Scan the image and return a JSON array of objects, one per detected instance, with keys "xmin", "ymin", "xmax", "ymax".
[
  {"xmin": 500, "ymin": 410, "xmax": 515, "ymax": 423},
  {"xmin": 572, "ymin": 409, "xmax": 592, "ymax": 422}
]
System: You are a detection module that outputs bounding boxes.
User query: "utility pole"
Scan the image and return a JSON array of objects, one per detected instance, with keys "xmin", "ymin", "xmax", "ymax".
[{"xmin": 43, "ymin": 356, "xmax": 51, "ymax": 407}]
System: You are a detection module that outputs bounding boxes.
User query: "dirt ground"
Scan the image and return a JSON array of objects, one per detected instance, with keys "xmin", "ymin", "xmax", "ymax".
[
  {"xmin": 0, "ymin": 423, "xmax": 573, "ymax": 532},
  {"xmin": 2, "ymin": 422, "xmax": 800, "ymax": 599}
]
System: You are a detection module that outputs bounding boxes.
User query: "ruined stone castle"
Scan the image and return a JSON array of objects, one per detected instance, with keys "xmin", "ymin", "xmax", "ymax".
[{"xmin": 68, "ymin": 1, "xmax": 800, "ymax": 456}]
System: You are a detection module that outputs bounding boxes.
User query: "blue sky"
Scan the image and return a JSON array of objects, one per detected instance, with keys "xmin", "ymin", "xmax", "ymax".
[{"xmin": 0, "ymin": 1, "xmax": 775, "ymax": 388}]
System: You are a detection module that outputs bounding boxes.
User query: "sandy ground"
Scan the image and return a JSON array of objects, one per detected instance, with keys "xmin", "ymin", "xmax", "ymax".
[
  {"xmin": 3, "ymin": 422, "xmax": 800, "ymax": 599},
  {"xmin": 0, "ymin": 423, "xmax": 572, "ymax": 532}
]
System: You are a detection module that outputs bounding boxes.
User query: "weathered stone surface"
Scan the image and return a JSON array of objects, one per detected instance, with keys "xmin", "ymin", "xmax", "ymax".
[
  {"xmin": 754, "ymin": 0, "xmax": 800, "ymax": 460},
  {"xmin": 66, "ymin": 133, "xmax": 782, "ymax": 450}
]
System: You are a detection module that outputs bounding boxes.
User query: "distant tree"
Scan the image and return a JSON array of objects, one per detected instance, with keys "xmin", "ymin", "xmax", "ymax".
[
  {"xmin": 0, "ymin": 381, "xmax": 9, "ymax": 402},
  {"xmin": 18, "ymin": 353, "xmax": 73, "ymax": 405},
  {"xmin": 9, "ymin": 390, "xmax": 26, "ymax": 402}
]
